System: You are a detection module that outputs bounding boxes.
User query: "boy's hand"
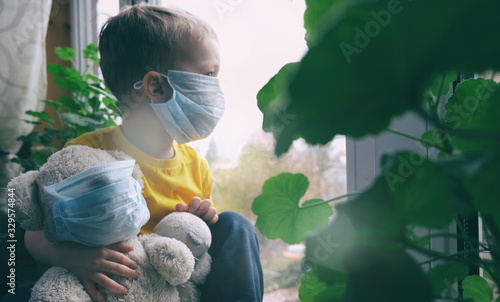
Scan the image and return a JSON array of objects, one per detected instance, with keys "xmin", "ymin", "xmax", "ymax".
[
  {"xmin": 176, "ymin": 196, "xmax": 219, "ymax": 225},
  {"xmin": 60, "ymin": 241, "xmax": 139, "ymax": 301}
]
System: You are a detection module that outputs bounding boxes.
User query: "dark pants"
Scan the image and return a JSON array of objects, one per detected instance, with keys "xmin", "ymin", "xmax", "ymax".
[
  {"xmin": 1, "ymin": 211, "xmax": 264, "ymax": 302},
  {"xmin": 200, "ymin": 211, "xmax": 264, "ymax": 302}
]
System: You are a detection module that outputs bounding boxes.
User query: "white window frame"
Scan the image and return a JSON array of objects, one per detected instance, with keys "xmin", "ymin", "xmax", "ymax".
[{"xmin": 70, "ymin": 0, "xmax": 97, "ymax": 73}]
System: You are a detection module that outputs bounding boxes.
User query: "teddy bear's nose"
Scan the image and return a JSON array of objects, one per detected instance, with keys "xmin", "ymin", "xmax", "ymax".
[{"xmin": 187, "ymin": 231, "xmax": 202, "ymax": 246}]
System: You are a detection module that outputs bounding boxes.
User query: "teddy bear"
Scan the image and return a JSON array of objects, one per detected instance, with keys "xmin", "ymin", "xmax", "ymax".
[{"xmin": 7, "ymin": 145, "xmax": 212, "ymax": 302}]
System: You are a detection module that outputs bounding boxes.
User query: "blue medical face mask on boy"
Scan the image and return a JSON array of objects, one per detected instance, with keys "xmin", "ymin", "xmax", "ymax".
[
  {"xmin": 134, "ymin": 70, "xmax": 225, "ymax": 144},
  {"xmin": 44, "ymin": 160, "xmax": 150, "ymax": 247}
]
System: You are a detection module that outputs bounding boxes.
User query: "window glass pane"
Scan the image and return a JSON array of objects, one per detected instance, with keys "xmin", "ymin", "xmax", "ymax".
[{"xmin": 96, "ymin": 1, "xmax": 119, "ymax": 34}]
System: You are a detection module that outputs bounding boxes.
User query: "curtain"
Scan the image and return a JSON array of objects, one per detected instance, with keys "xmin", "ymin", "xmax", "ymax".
[{"xmin": 0, "ymin": 0, "xmax": 52, "ymax": 214}]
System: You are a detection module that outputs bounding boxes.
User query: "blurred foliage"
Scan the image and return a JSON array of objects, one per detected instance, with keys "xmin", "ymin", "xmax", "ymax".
[
  {"xmin": 12, "ymin": 44, "xmax": 120, "ymax": 171},
  {"xmin": 211, "ymin": 136, "xmax": 345, "ymax": 220},
  {"xmin": 254, "ymin": 0, "xmax": 500, "ymax": 301}
]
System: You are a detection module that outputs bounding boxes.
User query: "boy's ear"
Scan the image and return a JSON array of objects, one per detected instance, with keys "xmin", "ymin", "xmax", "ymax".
[
  {"xmin": 142, "ymin": 71, "xmax": 173, "ymax": 104},
  {"xmin": 7, "ymin": 170, "xmax": 44, "ymax": 231}
]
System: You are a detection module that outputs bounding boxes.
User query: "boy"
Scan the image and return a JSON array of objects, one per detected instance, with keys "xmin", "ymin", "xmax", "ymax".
[{"xmin": 24, "ymin": 4, "xmax": 263, "ymax": 302}]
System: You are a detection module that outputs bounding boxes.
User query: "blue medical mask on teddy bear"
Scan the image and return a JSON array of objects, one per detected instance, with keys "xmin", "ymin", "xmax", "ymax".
[
  {"xmin": 44, "ymin": 160, "xmax": 150, "ymax": 247},
  {"xmin": 134, "ymin": 70, "xmax": 225, "ymax": 144}
]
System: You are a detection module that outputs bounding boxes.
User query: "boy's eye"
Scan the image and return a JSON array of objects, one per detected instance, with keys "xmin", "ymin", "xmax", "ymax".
[{"xmin": 204, "ymin": 72, "xmax": 214, "ymax": 77}]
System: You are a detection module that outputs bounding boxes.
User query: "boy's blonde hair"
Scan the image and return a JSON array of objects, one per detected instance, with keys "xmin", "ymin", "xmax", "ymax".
[{"xmin": 99, "ymin": 4, "xmax": 218, "ymax": 110}]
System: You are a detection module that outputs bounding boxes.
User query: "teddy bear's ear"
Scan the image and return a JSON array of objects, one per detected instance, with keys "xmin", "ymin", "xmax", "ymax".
[{"xmin": 7, "ymin": 170, "xmax": 44, "ymax": 231}]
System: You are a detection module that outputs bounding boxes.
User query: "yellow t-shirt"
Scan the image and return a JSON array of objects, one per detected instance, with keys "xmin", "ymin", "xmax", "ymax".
[{"xmin": 64, "ymin": 126, "xmax": 213, "ymax": 234}]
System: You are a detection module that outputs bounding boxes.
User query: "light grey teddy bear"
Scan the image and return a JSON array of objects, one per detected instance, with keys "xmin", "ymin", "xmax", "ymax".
[{"xmin": 7, "ymin": 145, "xmax": 212, "ymax": 302}]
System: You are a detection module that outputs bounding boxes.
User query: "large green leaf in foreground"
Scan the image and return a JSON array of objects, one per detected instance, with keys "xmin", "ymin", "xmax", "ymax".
[
  {"xmin": 258, "ymin": 0, "xmax": 500, "ymax": 155},
  {"xmin": 252, "ymin": 173, "xmax": 333, "ymax": 244},
  {"xmin": 384, "ymin": 152, "xmax": 461, "ymax": 228},
  {"xmin": 445, "ymin": 79, "xmax": 500, "ymax": 152},
  {"xmin": 299, "ymin": 271, "xmax": 345, "ymax": 302}
]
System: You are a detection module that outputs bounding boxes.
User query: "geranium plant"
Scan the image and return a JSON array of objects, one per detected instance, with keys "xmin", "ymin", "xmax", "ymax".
[{"xmin": 253, "ymin": 0, "xmax": 500, "ymax": 301}]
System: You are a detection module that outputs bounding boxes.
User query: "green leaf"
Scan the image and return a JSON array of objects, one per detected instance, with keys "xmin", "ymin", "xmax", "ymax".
[
  {"xmin": 445, "ymin": 79, "xmax": 500, "ymax": 151},
  {"xmin": 88, "ymin": 96, "xmax": 100, "ymax": 112},
  {"xmin": 17, "ymin": 132, "xmax": 53, "ymax": 145},
  {"xmin": 39, "ymin": 133, "xmax": 53, "ymax": 145},
  {"xmin": 48, "ymin": 64, "xmax": 87, "ymax": 92},
  {"xmin": 252, "ymin": 173, "xmax": 333, "ymax": 244},
  {"xmin": 22, "ymin": 120, "xmax": 41, "ymax": 125},
  {"xmin": 43, "ymin": 100, "xmax": 63, "ymax": 111},
  {"xmin": 55, "ymin": 47, "xmax": 75, "ymax": 61},
  {"xmin": 384, "ymin": 152, "xmax": 460, "ymax": 228},
  {"xmin": 11, "ymin": 157, "xmax": 40, "ymax": 172},
  {"xmin": 61, "ymin": 113, "xmax": 103, "ymax": 127},
  {"xmin": 102, "ymin": 96, "xmax": 121, "ymax": 116},
  {"xmin": 305, "ymin": 177, "xmax": 404, "ymax": 275},
  {"xmin": 47, "ymin": 64, "xmax": 77, "ymax": 77},
  {"xmin": 102, "ymin": 96, "xmax": 116, "ymax": 107},
  {"xmin": 44, "ymin": 128, "xmax": 71, "ymax": 139},
  {"xmin": 464, "ymin": 151, "xmax": 500, "ymax": 216},
  {"xmin": 257, "ymin": 63, "xmax": 299, "ymax": 153},
  {"xmin": 338, "ymin": 177, "xmax": 405, "ymax": 246},
  {"xmin": 426, "ymin": 262, "xmax": 469, "ymax": 296},
  {"xmin": 59, "ymin": 96, "xmax": 83, "ymax": 113},
  {"xmin": 420, "ymin": 129, "xmax": 447, "ymax": 150},
  {"xmin": 303, "ymin": 0, "xmax": 344, "ymax": 45},
  {"xmin": 342, "ymin": 247, "xmax": 433, "ymax": 302},
  {"xmin": 31, "ymin": 151, "xmax": 51, "ymax": 165},
  {"xmin": 25, "ymin": 110, "xmax": 53, "ymax": 124},
  {"xmin": 83, "ymin": 43, "xmax": 99, "ymax": 61},
  {"xmin": 299, "ymin": 271, "xmax": 345, "ymax": 302},
  {"xmin": 462, "ymin": 275, "xmax": 493, "ymax": 302},
  {"xmin": 260, "ymin": 1, "xmax": 500, "ymax": 154},
  {"xmin": 85, "ymin": 74, "xmax": 100, "ymax": 82},
  {"xmin": 427, "ymin": 71, "xmax": 457, "ymax": 98},
  {"xmin": 88, "ymin": 84, "xmax": 118, "ymax": 100}
]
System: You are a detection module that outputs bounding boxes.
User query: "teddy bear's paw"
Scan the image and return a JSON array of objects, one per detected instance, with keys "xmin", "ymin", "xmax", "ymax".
[
  {"xmin": 152, "ymin": 284, "xmax": 181, "ymax": 302},
  {"xmin": 191, "ymin": 253, "xmax": 211, "ymax": 285},
  {"xmin": 103, "ymin": 266, "xmax": 154, "ymax": 302},
  {"xmin": 143, "ymin": 236, "xmax": 195, "ymax": 286},
  {"xmin": 177, "ymin": 281, "xmax": 200, "ymax": 302},
  {"xmin": 29, "ymin": 267, "xmax": 91, "ymax": 302}
]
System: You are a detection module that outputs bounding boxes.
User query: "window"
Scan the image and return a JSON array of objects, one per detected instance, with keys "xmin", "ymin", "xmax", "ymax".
[{"xmin": 93, "ymin": 1, "xmax": 347, "ymax": 300}]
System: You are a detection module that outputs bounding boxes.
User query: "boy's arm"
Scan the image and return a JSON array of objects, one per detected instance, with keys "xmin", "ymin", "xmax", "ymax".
[{"xmin": 25, "ymin": 230, "xmax": 139, "ymax": 301}]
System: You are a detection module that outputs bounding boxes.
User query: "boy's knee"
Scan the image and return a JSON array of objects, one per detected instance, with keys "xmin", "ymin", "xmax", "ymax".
[{"xmin": 217, "ymin": 211, "xmax": 255, "ymax": 235}]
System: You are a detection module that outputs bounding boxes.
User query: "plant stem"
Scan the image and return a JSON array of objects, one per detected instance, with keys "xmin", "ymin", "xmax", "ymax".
[
  {"xmin": 412, "ymin": 232, "xmax": 490, "ymax": 251},
  {"xmin": 386, "ymin": 128, "xmax": 448, "ymax": 152},
  {"xmin": 435, "ymin": 72, "xmax": 447, "ymax": 105},
  {"xmin": 454, "ymin": 216, "xmax": 498, "ymax": 281},
  {"xmin": 405, "ymin": 238, "xmax": 484, "ymax": 269},
  {"xmin": 417, "ymin": 249, "xmax": 484, "ymax": 267},
  {"xmin": 300, "ymin": 192, "xmax": 360, "ymax": 209}
]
